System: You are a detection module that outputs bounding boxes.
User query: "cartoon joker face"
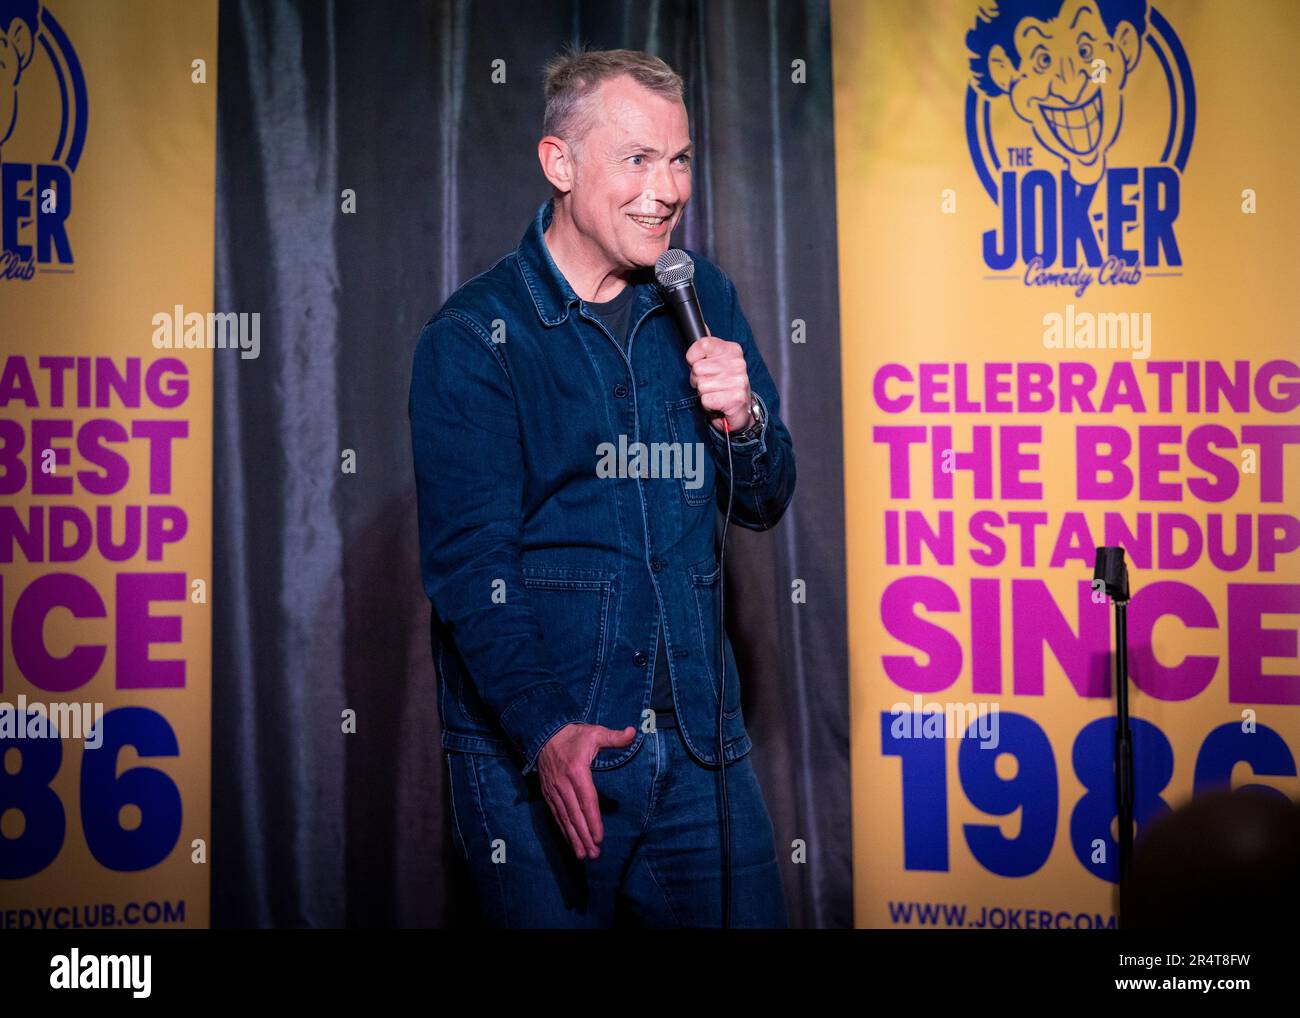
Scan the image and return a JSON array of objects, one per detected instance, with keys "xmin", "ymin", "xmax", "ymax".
[{"xmin": 971, "ymin": 0, "xmax": 1145, "ymax": 186}]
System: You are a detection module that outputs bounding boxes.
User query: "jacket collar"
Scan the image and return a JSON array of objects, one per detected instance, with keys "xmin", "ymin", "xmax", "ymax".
[{"xmin": 517, "ymin": 197, "xmax": 663, "ymax": 327}]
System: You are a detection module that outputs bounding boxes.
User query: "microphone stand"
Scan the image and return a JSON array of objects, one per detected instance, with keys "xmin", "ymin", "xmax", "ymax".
[{"xmin": 1093, "ymin": 547, "xmax": 1133, "ymax": 928}]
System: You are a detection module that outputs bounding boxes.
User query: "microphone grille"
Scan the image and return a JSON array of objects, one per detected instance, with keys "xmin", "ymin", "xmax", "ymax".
[{"xmin": 655, "ymin": 248, "xmax": 695, "ymax": 288}]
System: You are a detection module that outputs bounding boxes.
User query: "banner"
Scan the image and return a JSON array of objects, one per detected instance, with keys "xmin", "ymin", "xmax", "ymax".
[
  {"xmin": 1, "ymin": 0, "xmax": 216, "ymax": 928},
  {"xmin": 834, "ymin": 0, "xmax": 1300, "ymax": 927}
]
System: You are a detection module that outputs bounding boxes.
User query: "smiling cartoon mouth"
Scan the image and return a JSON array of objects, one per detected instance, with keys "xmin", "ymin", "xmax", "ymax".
[{"xmin": 1039, "ymin": 90, "xmax": 1103, "ymax": 156}]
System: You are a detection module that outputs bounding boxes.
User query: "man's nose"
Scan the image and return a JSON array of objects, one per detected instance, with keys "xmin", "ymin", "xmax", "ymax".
[{"xmin": 649, "ymin": 159, "xmax": 682, "ymax": 209}]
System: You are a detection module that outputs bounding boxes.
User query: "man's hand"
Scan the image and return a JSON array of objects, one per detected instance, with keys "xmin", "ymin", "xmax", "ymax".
[
  {"xmin": 536, "ymin": 722, "xmax": 636, "ymax": 859},
  {"xmin": 685, "ymin": 335, "xmax": 752, "ymax": 433}
]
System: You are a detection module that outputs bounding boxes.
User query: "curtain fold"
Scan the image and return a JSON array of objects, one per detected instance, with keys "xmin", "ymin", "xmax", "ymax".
[{"xmin": 214, "ymin": 0, "xmax": 849, "ymax": 928}]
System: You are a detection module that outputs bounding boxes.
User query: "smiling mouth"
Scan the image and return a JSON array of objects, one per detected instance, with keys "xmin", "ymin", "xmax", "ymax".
[
  {"xmin": 628, "ymin": 212, "xmax": 670, "ymax": 234},
  {"xmin": 1039, "ymin": 90, "xmax": 1103, "ymax": 156}
]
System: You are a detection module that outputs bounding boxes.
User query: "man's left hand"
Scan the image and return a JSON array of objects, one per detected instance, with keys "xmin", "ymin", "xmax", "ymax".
[{"xmin": 684, "ymin": 335, "xmax": 752, "ymax": 434}]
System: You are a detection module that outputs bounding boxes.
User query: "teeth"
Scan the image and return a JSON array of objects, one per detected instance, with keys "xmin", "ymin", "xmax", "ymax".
[
  {"xmin": 630, "ymin": 215, "xmax": 666, "ymax": 226},
  {"xmin": 1041, "ymin": 91, "xmax": 1103, "ymax": 155}
]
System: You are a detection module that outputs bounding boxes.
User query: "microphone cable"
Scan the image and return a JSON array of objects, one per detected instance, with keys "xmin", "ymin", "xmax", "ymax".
[
  {"xmin": 716, "ymin": 417, "xmax": 734, "ymax": 930},
  {"xmin": 652, "ymin": 247, "xmax": 737, "ymax": 928}
]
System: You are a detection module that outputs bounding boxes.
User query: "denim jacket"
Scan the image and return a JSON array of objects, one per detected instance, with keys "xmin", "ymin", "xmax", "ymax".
[{"xmin": 408, "ymin": 197, "xmax": 796, "ymax": 774}]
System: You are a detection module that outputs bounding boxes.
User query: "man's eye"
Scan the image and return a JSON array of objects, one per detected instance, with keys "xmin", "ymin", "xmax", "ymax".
[
  {"xmin": 628, "ymin": 155, "xmax": 644, "ymax": 165},
  {"xmin": 1033, "ymin": 49, "xmax": 1052, "ymax": 72},
  {"xmin": 674, "ymin": 154, "xmax": 691, "ymax": 166},
  {"xmin": 1078, "ymin": 41, "xmax": 1094, "ymax": 61}
]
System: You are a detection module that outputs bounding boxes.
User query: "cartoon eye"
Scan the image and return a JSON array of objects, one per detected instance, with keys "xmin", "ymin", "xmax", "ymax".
[
  {"xmin": 1078, "ymin": 41, "xmax": 1094, "ymax": 61},
  {"xmin": 1032, "ymin": 48, "xmax": 1052, "ymax": 72}
]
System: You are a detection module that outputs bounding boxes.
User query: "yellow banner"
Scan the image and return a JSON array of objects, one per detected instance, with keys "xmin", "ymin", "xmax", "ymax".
[
  {"xmin": 1, "ymin": 0, "xmax": 216, "ymax": 928},
  {"xmin": 835, "ymin": 0, "xmax": 1300, "ymax": 928}
]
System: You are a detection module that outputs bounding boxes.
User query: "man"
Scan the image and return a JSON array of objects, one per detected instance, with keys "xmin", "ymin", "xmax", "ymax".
[{"xmin": 409, "ymin": 46, "xmax": 796, "ymax": 928}]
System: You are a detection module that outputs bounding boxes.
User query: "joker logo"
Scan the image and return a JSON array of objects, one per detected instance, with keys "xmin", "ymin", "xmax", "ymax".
[{"xmin": 968, "ymin": 0, "xmax": 1145, "ymax": 186}]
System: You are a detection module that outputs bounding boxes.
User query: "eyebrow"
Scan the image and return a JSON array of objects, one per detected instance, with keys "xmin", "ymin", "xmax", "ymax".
[
  {"xmin": 1020, "ymin": 24, "xmax": 1050, "ymax": 42},
  {"xmin": 1071, "ymin": 5, "xmax": 1096, "ymax": 29},
  {"xmin": 617, "ymin": 143, "xmax": 695, "ymax": 157}
]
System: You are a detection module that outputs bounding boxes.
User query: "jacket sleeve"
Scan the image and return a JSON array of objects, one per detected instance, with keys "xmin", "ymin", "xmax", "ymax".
[
  {"xmin": 408, "ymin": 311, "xmax": 585, "ymax": 774},
  {"xmin": 703, "ymin": 273, "xmax": 797, "ymax": 530}
]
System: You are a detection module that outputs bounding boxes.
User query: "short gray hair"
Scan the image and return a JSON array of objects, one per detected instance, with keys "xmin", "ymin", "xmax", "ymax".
[{"xmin": 542, "ymin": 45, "xmax": 685, "ymax": 157}]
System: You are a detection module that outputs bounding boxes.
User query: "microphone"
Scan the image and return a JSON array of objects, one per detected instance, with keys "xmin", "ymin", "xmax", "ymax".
[
  {"xmin": 655, "ymin": 248, "xmax": 726, "ymax": 427},
  {"xmin": 654, "ymin": 248, "xmax": 710, "ymax": 347},
  {"xmin": 1093, "ymin": 546, "xmax": 1130, "ymax": 603}
]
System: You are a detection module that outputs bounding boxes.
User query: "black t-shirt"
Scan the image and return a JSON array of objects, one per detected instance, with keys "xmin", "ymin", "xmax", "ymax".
[
  {"xmin": 588, "ymin": 283, "xmax": 676, "ymax": 723},
  {"xmin": 588, "ymin": 281, "xmax": 637, "ymax": 350}
]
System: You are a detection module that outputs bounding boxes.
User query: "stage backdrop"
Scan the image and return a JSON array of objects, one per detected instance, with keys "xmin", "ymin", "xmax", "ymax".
[
  {"xmin": 0, "ymin": 0, "xmax": 216, "ymax": 928},
  {"xmin": 212, "ymin": 0, "xmax": 849, "ymax": 928},
  {"xmin": 836, "ymin": 0, "xmax": 1300, "ymax": 927}
]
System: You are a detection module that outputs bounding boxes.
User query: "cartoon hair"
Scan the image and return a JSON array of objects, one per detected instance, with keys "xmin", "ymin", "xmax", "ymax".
[
  {"xmin": 0, "ymin": 0, "xmax": 38, "ymax": 34},
  {"xmin": 967, "ymin": 0, "xmax": 1148, "ymax": 98},
  {"xmin": 0, "ymin": 0, "xmax": 39, "ymax": 78}
]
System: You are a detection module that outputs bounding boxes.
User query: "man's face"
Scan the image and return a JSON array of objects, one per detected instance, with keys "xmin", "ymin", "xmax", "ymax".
[
  {"xmin": 564, "ymin": 74, "xmax": 693, "ymax": 270},
  {"xmin": 989, "ymin": 0, "xmax": 1142, "ymax": 185}
]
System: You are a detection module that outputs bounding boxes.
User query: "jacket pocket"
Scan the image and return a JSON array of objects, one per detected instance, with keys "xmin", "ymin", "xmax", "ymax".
[
  {"xmin": 689, "ymin": 558, "xmax": 742, "ymax": 720},
  {"xmin": 434, "ymin": 621, "xmax": 492, "ymax": 726},
  {"xmin": 520, "ymin": 566, "xmax": 615, "ymax": 719},
  {"xmin": 444, "ymin": 752, "xmax": 470, "ymax": 862},
  {"xmin": 665, "ymin": 394, "xmax": 716, "ymax": 508}
]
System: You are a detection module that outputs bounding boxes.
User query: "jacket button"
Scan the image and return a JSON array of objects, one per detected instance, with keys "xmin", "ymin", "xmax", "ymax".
[
  {"xmin": 633, "ymin": 651, "xmax": 648, "ymax": 667},
  {"xmin": 651, "ymin": 556, "xmax": 663, "ymax": 572},
  {"xmin": 613, "ymin": 383, "xmax": 628, "ymax": 398}
]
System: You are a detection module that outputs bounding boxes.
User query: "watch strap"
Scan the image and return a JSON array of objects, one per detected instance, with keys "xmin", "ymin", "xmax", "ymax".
[{"xmin": 729, "ymin": 393, "xmax": 765, "ymax": 443}]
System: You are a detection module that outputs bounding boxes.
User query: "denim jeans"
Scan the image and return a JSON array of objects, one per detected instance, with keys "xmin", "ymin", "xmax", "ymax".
[{"xmin": 445, "ymin": 725, "xmax": 788, "ymax": 928}]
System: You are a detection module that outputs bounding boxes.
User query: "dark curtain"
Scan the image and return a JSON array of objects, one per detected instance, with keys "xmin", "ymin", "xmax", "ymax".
[{"xmin": 214, "ymin": 0, "xmax": 849, "ymax": 928}]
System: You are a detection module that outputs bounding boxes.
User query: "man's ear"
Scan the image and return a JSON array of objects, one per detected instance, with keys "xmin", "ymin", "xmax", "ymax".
[
  {"xmin": 7, "ymin": 18, "xmax": 36, "ymax": 78},
  {"xmin": 537, "ymin": 136, "xmax": 575, "ymax": 195},
  {"xmin": 987, "ymin": 44, "xmax": 1015, "ymax": 94},
  {"xmin": 1114, "ymin": 21, "xmax": 1142, "ymax": 73}
]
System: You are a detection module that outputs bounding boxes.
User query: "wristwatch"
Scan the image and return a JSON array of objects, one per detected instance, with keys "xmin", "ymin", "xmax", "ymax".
[{"xmin": 729, "ymin": 393, "xmax": 766, "ymax": 443}]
